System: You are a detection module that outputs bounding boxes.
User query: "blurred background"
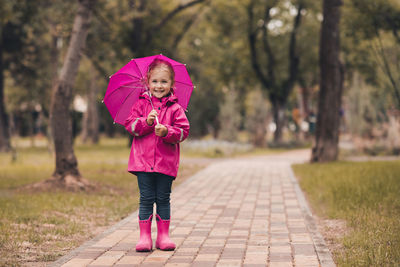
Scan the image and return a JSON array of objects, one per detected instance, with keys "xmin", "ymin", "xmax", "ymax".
[
  {"xmin": 0, "ymin": 0, "xmax": 399, "ymax": 156},
  {"xmin": 1, "ymin": 1, "xmax": 400, "ymax": 265}
]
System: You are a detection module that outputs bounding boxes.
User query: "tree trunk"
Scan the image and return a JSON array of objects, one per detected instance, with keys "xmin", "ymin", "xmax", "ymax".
[
  {"xmin": 82, "ymin": 65, "xmax": 99, "ymax": 144},
  {"xmin": 253, "ymin": 123, "xmax": 267, "ymax": 147},
  {"xmin": 294, "ymin": 87, "xmax": 306, "ymax": 141},
  {"xmin": 311, "ymin": 0, "xmax": 344, "ymax": 162},
  {"xmin": 300, "ymin": 87, "xmax": 310, "ymax": 120},
  {"xmin": 0, "ymin": 28, "xmax": 11, "ymax": 152},
  {"xmin": 47, "ymin": 0, "xmax": 95, "ymax": 190},
  {"xmin": 46, "ymin": 29, "xmax": 62, "ymax": 154},
  {"xmin": 271, "ymin": 99, "xmax": 285, "ymax": 144},
  {"xmin": 130, "ymin": 0, "xmax": 147, "ymax": 56}
]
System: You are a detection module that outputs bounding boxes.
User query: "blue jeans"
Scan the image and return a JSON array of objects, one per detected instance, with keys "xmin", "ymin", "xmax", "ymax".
[{"xmin": 136, "ymin": 172, "xmax": 174, "ymax": 220}]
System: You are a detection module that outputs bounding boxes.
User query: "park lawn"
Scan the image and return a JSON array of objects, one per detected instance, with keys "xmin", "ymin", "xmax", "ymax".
[
  {"xmin": 292, "ymin": 160, "xmax": 400, "ymax": 266},
  {"xmin": 0, "ymin": 138, "xmax": 204, "ymax": 267}
]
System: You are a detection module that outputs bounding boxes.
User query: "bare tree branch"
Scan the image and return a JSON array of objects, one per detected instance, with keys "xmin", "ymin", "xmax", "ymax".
[
  {"xmin": 248, "ymin": 0, "xmax": 305, "ymax": 143},
  {"xmin": 153, "ymin": 0, "xmax": 207, "ymax": 33},
  {"xmin": 248, "ymin": 0, "xmax": 270, "ymax": 89},
  {"xmin": 372, "ymin": 32, "xmax": 400, "ymax": 108},
  {"xmin": 145, "ymin": 0, "xmax": 208, "ymax": 45},
  {"xmin": 171, "ymin": 6, "xmax": 205, "ymax": 51},
  {"xmin": 262, "ymin": 5, "xmax": 276, "ymax": 89},
  {"xmin": 91, "ymin": 4, "xmax": 113, "ymax": 32},
  {"xmin": 282, "ymin": 2, "xmax": 303, "ymax": 97},
  {"xmin": 83, "ymin": 50, "xmax": 109, "ymax": 83}
]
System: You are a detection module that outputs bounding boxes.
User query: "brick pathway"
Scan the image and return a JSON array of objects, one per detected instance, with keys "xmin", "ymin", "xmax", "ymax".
[{"xmin": 50, "ymin": 150, "xmax": 335, "ymax": 267}]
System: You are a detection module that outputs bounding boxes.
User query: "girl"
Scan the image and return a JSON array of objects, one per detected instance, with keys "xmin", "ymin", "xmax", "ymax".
[{"xmin": 124, "ymin": 58, "xmax": 190, "ymax": 252}]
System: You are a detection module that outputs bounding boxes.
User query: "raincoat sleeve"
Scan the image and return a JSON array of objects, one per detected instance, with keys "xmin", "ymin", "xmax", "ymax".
[
  {"xmin": 124, "ymin": 101, "xmax": 154, "ymax": 137},
  {"xmin": 162, "ymin": 107, "xmax": 190, "ymax": 144}
]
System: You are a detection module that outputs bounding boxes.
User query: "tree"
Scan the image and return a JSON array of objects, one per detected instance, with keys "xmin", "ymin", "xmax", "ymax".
[
  {"xmin": 296, "ymin": 3, "xmax": 321, "ymax": 131},
  {"xmin": 128, "ymin": 0, "xmax": 208, "ymax": 57},
  {"xmin": 0, "ymin": 1, "xmax": 76, "ymax": 153},
  {"xmin": 47, "ymin": 0, "xmax": 95, "ymax": 190},
  {"xmin": 247, "ymin": 0, "xmax": 304, "ymax": 144},
  {"xmin": 311, "ymin": 0, "xmax": 344, "ymax": 162},
  {"xmin": 0, "ymin": 22, "xmax": 10, "ymax": 152},
  {"xmin": 0, "ymin": 1, "xmax": 29, "ymax": 152},
  {"xmin": 85, "ymin": 0, "xmax": 208, "ymax": 76},
  {"xmin": 344, "ymin": 0, "xmax": 400, "ymax": 109},
  {"xmin": 180, "ymin": 0, "xmax": 258, "ymax": 137},
  {"xmin": 81, "ymin": 0, "xmax": 208, "ymax": 139}
]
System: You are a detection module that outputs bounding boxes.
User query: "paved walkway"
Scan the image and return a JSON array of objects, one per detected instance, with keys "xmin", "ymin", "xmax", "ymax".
[{"xmin": 50, "ymin": 150, "xmax": 335, "ymax": 267}]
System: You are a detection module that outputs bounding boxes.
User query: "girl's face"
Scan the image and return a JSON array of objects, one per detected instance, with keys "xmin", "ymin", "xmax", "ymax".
[{"xmin": 148, "ymin": 66, "xmax": 174, "ymax": 99}]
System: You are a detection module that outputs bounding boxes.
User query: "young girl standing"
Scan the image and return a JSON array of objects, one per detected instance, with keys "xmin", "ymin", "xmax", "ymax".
[{"xmin": 124, "ymin": 58, "xmax": 190, "ymax": 252}]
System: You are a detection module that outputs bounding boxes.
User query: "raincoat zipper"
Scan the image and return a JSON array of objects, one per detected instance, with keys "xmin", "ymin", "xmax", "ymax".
[
  {"xmin": 152, "ymin": 101, "xmax": 168, "ymax": 171},
  {"xmin": 151, "ymin": 98, "xmax": 162, "ymax": 171}
]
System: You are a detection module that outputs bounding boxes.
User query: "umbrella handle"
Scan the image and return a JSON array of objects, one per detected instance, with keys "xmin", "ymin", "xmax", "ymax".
[{"xmin": 148, "ymin": 90, "xmax": 159, "ymax": 125}]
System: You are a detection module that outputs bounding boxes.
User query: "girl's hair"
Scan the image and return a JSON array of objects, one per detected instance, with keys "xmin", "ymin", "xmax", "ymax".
[{"xmin": 147, "ymin": 58, "xmax": 175, "ymax": 84}]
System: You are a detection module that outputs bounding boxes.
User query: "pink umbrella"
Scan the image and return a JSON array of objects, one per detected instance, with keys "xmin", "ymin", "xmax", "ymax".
[{"xmin": 103, "ymin": 54, "xmax": 194, "ymax": 125}]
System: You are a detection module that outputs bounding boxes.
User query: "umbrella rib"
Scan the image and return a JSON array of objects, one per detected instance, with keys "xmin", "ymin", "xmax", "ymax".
[
  {"xmin": 174, "ymin": 80, "xmax": 194, "ymax": 87},
  {"xmin": 103, "ymin": 84, "xmax": 141, "ymax": 102},
  {"xmin": 103, "ymin": 79, "xmax": 146, "ymax": 101},
  {"xmin": 105, "ymin": 55, "xmax": 193, "ymax": 125},
  {"xmin": 113, "ymin": 89, "xmax": 139, "ymax": 124},
  {"xmin": 112, "ymin": 72, "xmax": 142, "ymax": 80},
  {"xmin": 120, "ymin": 86, "xmax": 145, "ymax": 89},
  {"xmin": 132, "ymin": 60, "xmax": 146, "ymax": 81},
  {"xmin": 103, "ymin": 86, "xmax": 124, "ymax": 102}
]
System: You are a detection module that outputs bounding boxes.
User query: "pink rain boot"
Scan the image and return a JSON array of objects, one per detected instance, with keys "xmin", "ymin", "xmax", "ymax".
[
  {"xmin": 155, "ymin": 214, "xmax": 176, "ymax": 251},
  {"xmin": 136, "ymin": 214, "xmax": 153, "ymax": 252}
]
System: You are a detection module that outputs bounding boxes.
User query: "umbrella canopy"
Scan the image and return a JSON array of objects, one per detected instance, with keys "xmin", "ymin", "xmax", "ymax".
[{"xmin": 103, "ymin": 54, "xmax": 194, "ymax": 125}]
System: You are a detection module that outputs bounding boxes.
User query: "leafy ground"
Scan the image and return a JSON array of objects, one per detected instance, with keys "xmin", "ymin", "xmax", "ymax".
[
  {"xmin": 0, "ymin": 138, "xmax": 205, "ymax": 267},
  {"xmin": 293, "ymin": 160, "xmax": 400, "ymax": 266}
]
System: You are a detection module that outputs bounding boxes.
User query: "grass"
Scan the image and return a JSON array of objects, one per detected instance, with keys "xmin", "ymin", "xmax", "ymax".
[
  {"xmin": 292, "ymin": 160, "xmax": 400, "ymax": 266},
  {"xmin": 0, "ymin": 137, "xmax": 205, "ymax": 267}
]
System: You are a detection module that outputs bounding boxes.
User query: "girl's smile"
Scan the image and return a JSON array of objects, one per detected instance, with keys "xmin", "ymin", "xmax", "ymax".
[{"xmin": 148, "ymin": 68, "xmax": 173, "ymax": 99}]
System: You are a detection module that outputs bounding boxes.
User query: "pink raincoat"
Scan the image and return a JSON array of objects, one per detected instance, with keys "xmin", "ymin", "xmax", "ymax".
[{"xmin": 124, "ymin": 92, "xmax": 190, "ymax": 178}]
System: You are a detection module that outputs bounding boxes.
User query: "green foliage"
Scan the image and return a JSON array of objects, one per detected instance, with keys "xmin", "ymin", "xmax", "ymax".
[
  {"xmin": 186, "ymin": 78, "xmax": 221, "ymax": 137},
  {"xmin": 345, "ymin": 73, "xmax": 387, "ymax": 138},
  {"xmin": 2, "ymin": 0, "xmax": 398, "ymax": 143},
  {"xmin": 342, "ymin": 0, "xmax": 400, "ymax": 109},
  {"xmin": 87, "ymin": 0, "xmax": 135, "ymax": 73},
  {"xmin": 180, "ymin": 0, "xmax": 256, "ymax": 136},
  {"xmin": 293, "ymin": 160, "xmax": 400, "ymax": 266},
  {"xmin": 2, "ymin": 0, "xmax": 77, "ymax": 114},
  {"xmin": 346, "ymin": 0, "xmax": 400, "ymax": 40},
  {"xmin": 296, "ymin": 2, "xmax": 321, "ymax": 89},
  {"xmin": 248, "ymin": 0, "xmax": 321, "ymax": 94}
]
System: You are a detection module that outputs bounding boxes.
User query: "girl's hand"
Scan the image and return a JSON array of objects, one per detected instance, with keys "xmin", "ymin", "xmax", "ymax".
[
  {"xmin": 146, "ymin": 110, "xmax": 158, "ymax": 125},
  {"xmin": 155, "ymin": 124, "xmax": 168, "ymax": 137}
]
